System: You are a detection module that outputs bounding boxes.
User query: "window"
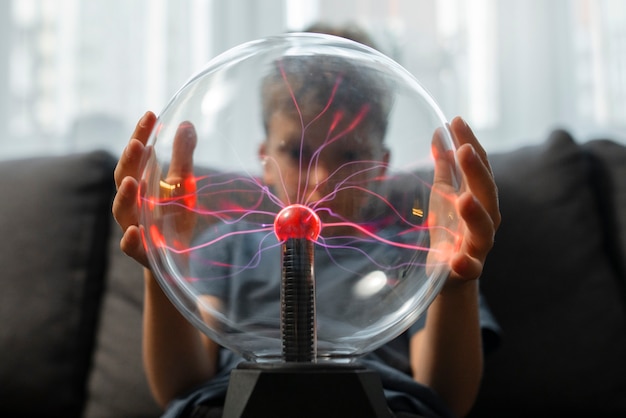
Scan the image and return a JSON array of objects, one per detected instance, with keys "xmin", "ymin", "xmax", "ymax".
[{"xmin": 0, "ymin": 0, "xmax": 624, "ymax": 159}]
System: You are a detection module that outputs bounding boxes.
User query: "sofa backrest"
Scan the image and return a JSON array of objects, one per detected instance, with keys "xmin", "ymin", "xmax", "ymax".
[{"xmin": 468, "ymin": 131, "xmax": 626, "ymax": 417}]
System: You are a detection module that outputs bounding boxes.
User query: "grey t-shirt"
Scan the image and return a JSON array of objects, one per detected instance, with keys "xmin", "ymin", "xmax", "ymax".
[
  {"xmin": 189, "ymin": 221, "xmax": 431, "ymax": 345},
  {"xmin": 162, "ymin": 222, "xmax": 500, "ymax": 417}
]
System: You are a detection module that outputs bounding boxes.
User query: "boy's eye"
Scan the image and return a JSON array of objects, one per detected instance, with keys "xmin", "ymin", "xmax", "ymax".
[
  {"xmin": 342, "ymin": 150, "xmax": 359, "ymax": 161},
  {"xmin": 280, "ymin": 144, "xmax": 312, "ymax": 162},
  {"xmin": 289, "ymin": 146, "xmax": 302, "ymax": 160}
]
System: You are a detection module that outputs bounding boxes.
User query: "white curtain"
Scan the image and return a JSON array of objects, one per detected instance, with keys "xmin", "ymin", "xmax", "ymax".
[{"xmin": 0, "ymin": 0, "xmax": 624, "ymax": 160}]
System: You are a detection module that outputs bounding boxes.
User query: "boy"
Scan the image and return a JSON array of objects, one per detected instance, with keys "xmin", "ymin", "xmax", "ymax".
[{"xmin": 113, "ymin": 52, "xmax": 500, "ymax": 418}]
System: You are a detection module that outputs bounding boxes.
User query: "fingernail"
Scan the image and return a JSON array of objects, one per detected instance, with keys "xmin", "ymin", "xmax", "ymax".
[
  {"xmin": 468, "ymin": 142, "xmax": 478, "ymax": 158},
  {"xmin": 139, "ymin": 111, "xmax": 151, "ymax": 127},
  {"xmin": 458, "ymin": 116, "xmax": 471, "ymax": 131}
]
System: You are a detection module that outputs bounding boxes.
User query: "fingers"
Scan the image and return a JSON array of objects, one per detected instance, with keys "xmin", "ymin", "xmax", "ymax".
[
  {"xmin": 112, "ymin": 115, "xmax": 198, "ymax": 269},
  {"xmin": 456, "ymin": 143, "xmax": 501, "ymax": 230},
  {"xmin": 442, "ymin": 117, "xmax": 501, "ymax": 281},
  {"xmin": 431, "ymin": 127, "xmax": 456, "ymax": 188},
  {"xmin": 450, "ymin": 116, "xmax": 491, "ymax": 176},
  {"xmin": 112, "ymin": 176, "xmax": 139, "ymax": 231},
  {"xmin": 112, "ymin": 175, "xmax": 151, "ymax": 267},
  {"xmin": 449, "ymin": 191, "xmax": 496, "ymax": 280},
  {"xmin": 458, "ymin": 192, "xmax": 495, "ymax": 260},
  {"xmin": 451, "ymin": 117, "xmax": 500, "ymax": 230},
  {"xmin": 114, "ymin": 111, "xmax": 157, "ymax": 188},
  {"xmin": 112, "ymin": 111, "xmax": 157, "ymax": 268},
  {"xmin": 113, "ymin": 111, "xmax": 157, "ymax": 229},
  {"xmin": 119, "ymin": 224, "xmax": 150, "ymax": 268},
  {"xmin": 162, "ymin": 122, "xmax": 198, "ymax": 211},
  {"xmin": 167, "ymin": 121, "xmax": 197, "ymax": 181},
  {"xmin": 131, "ymin": 110, "xmax": 158, "ymax": 146}
]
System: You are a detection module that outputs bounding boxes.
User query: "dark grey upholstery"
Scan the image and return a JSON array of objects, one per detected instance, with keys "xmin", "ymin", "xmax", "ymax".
[
  {"xmin": 469, "ymin": 131, "xmax": 626, "ymax": 417},
  {"xmin": 0, "ymin": 152, "xmax": 117, "ymax": 416}
]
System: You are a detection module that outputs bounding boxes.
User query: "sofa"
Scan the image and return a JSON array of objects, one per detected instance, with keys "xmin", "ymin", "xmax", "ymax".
[{"xmin": 0, "ymin": 129, "xmax": 624, "ymax": 417}]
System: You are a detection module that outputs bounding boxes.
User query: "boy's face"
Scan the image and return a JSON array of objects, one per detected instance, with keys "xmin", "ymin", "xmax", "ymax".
[{"xmin": 260, "ymin": 110, "xmax": 389, "ymax": 224}]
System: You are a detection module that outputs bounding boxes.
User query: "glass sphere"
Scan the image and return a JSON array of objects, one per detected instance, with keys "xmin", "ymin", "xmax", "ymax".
[{"xmin": 140, "ymin": 33, "xmax": 463, "ymax": 362}]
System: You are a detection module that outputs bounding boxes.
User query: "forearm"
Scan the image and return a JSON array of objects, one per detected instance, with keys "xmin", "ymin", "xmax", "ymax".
[
  {"xmin": 142, "ymin": 269, "xmax": 218, "ymax": 408},
  {"xmin": 411, "ymin": 280, "xmax": 483, "ymax": 417}
]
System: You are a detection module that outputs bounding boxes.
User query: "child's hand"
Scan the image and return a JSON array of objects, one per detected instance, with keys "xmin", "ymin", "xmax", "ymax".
[
  {"xmin": 429, "ymin": 117, "xmax": 501, "ymax": 284},
  {"xmin": 113, "ymin": 111, "xmax": 198, "ymax": 269}
]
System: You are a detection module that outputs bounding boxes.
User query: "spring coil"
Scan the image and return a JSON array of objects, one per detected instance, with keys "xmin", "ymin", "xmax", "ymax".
[{"xmin": 281, "ymin": 238, "xmax": 316, "ymax": 362}]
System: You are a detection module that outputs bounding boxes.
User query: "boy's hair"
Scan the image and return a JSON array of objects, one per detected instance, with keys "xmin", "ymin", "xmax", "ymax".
[
  {"xmin": 303, "ymin": 22, "xmax": 379, "ymax": 50},
  {"xmin": 260, "ymin": 53, "xmax": 392, "ymax": 143}
]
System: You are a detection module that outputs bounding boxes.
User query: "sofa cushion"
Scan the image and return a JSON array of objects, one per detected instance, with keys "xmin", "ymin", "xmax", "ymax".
[
  {"xmin": 0, "ymin": 151, "xmax": 116, "ymax": 417},
  {"xmin": 469, "ymin": 131, "xmax": 626, "ymax": 417},
  {"xmin": 83, "ymin": 222, "xmax": 161, "ymax": 418},
  {"xmin": 583, "ymin": 139, "xmax": 626, "ymax": 281}
]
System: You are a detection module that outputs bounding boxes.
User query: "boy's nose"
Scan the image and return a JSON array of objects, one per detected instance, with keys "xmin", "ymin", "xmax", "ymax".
[{"xmin": 302, "ymin": 164, "xmax": 332, "ymax": 202}]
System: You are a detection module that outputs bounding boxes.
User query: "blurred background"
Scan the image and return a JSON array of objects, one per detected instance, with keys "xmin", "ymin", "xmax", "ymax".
[{"xmin": 0, "ymin": 0, "xmax": 624, "ymax": 160}]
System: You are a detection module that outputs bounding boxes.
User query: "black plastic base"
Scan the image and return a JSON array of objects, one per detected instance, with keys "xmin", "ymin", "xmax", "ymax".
[{"xmin": 222, "ymin": 362, "xmax": 392, "ymax": 418}]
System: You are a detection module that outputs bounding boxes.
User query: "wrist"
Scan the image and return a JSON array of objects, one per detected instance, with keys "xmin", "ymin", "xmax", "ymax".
[{"xmin": 439, "ymin": 276, "xmax": 479, "ymax": 297}]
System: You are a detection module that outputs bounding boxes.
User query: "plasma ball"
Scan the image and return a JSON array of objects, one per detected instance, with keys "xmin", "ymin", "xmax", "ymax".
[{"xmin": 274, "ymin": 204, "xmax": 322, "ymax": 242}]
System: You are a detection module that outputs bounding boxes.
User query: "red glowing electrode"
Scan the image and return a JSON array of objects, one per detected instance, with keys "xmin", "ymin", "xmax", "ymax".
[{"xmin": 274, "ymin": 204, "xmax": 322, "ymax": 241}]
